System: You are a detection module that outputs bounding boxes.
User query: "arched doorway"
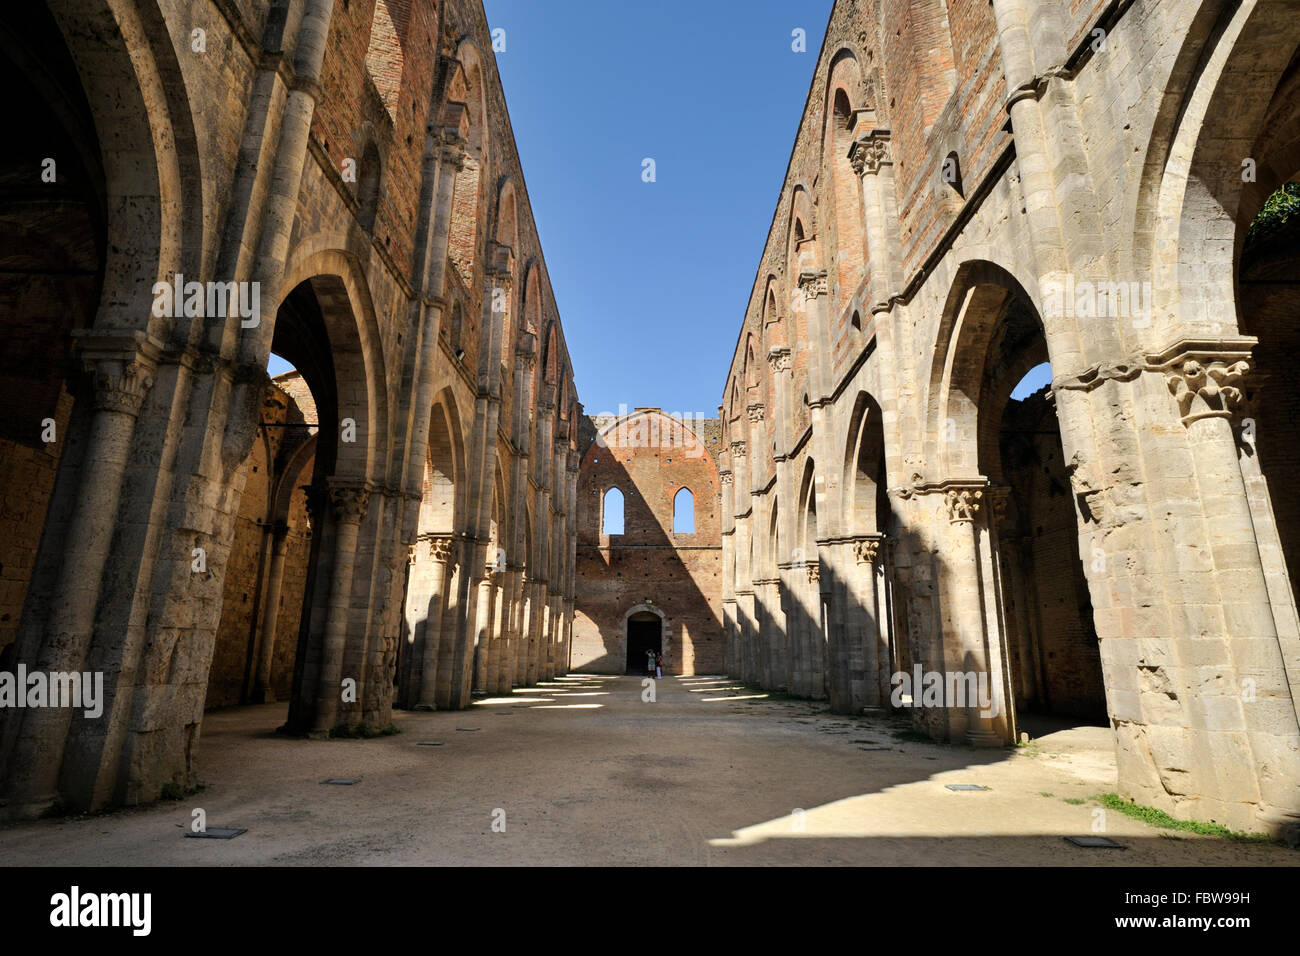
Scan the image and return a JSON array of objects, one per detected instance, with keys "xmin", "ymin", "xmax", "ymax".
[{"xmin": 625, "ymin": 608, "xmax": 663, "ymax": 675}]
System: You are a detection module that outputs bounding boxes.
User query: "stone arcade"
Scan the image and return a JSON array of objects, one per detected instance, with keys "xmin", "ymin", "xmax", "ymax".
[
  {"xmin": 1, "ymin": 0, "xmax": 1298, "ymax": 843},
  {"xmin": 0, "ymin": 0, "xmax": 580, "ymax": 817},
  {"xmin": 717, "ymin": 0, "xmax": 1300, "ymax": 837}
]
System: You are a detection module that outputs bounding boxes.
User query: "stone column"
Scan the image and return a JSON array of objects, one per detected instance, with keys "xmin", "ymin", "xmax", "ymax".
[
  {"xmin": 849, "ymin": 129, "xmax": 902, "ymax": 305},
  {"xmin": 1166, "ymin": 359, "xmax": 1300, "ymax": 833},
  {"xmin": 719, "ymin": 466, "xmax": 736, "ymax": 676},
  {"xmin": 252, "ymin": 522, "xmax": 291, "ymax": 703},
  {"xmin": 768, "ymin": 348, "xmax": 794, "ymax": 692},
  {"xmin": 941, "ymin": 488, "xmax": 1005, "ymax": 746},
  {"xmin": 472, "ymin": 563, "xmax": 496, "ymax": 693},
  {"xmin": 526, "ymin": 578, "xmax": 545, "ymax": 686},
  {"xmin": 434, "ymin": 536, "xmax": 472, "ymax": 709},
  {"xmin": 311, "ymin": 480, "xmax": 371, "ymax": 736},
  {"xmin": 0, "ymin": 335, "xmax": 158, "ymax": 814},
  {"xmin": 851, "ymin": 536, "xmax": 885, "ymax": 710},
  {"xmin": 415, "ymin": 535, "xmax": 454, "ymax": 710}
]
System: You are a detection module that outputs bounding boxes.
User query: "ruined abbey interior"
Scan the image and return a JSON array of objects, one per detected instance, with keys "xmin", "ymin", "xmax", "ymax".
[{"xmin": 1, "ymin": 0, "xmax": 1299, "ymax": 856}]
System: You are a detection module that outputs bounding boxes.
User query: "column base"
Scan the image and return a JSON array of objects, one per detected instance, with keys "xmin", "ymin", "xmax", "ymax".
[{"xmin": 966, "ymin": 728, "xmax": 1004, "ymax": 748}]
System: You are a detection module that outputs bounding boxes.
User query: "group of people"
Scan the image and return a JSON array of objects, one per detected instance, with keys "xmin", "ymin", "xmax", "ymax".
[{"xmin": 645, "ymin": 648, "xmax": 665, "ymax": 680}]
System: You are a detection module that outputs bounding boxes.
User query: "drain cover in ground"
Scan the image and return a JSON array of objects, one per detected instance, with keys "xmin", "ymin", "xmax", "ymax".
[
  {"xmin": 456, "ymin": 727, "xmax": 479, "ymax": 732},
  {"xmin": 417, "ymin": 741, "xmax": 444, "ymax": 747},
  {"xmin": 1065, "ymin": 835, "xmax": 1127, "ymax": 849},
  {"xmin": 945, "ymin": 784, "xmax": 990, "ymax": 791},
  {"xmin": 186, "ymin": 827, "xmax": 247, "ymax": 839},
  {"xmin": 321, "ymin": 778, "xmax": 359, "ymax": 785}
]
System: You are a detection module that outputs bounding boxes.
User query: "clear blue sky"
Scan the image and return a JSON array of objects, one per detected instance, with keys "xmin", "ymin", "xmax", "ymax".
[
  {"xmin": 482, "ymin": 0, "xmax": 833, "ymax": 416},
  {"xmin": 272, "ymin": 2, "xmax": 1052, "ymax": 408}
]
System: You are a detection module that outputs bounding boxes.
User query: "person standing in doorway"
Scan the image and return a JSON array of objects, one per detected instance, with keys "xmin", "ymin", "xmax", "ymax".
[
  {"xmin": 646, "ymin": 647, "xmax": 656, "ymax": 677},
  {"xmin": 655, "ymin": 651, "xmax": 664, "ymax": 680}
]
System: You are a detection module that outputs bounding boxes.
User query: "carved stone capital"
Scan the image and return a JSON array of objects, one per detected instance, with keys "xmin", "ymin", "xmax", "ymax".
[
  {"xmin": 945, "ymin": 488, "xmax": 982, "ymax": 524},
  {"xmin": 719, "ymin": 470, "xmax": 734, "ymax": 485},
  {"xmin": 430, "ymin": 534, "xmax": 455, "ymax": 564},
  {"xmin": 747, "ymin": 402, "xmax": 765, "ymax": 423},
  {"xmin": 729, "ymin": 439, "xmax": 747, "ymax": 458},
  {"xmin": 1166, "ymin": 358, "xmax": 1250, "ymax": 425},
  {"xmin": 767, "ymin": 347, "xmax": 792, "ymax": 374},
  {"xmin": 798, "ymin": 269, "xmax": 829, "ymax": 300},
  {"xmin": 854, "ymin": 539, "xmax": 880, "ymax": 564},
  {"xmin": 72, "ymin": 330, "xmax": 161, "ymax": 419},
  {"xmin": 806, "ymin": 562, "xmax": 820, "ymax": 584},
  {"xmin": 328, "ymin": 480, "xmax": 371, "ymax": 523},
  {"xmin": 87, "ymin": 358, "xmax": 155, "ymax": 417},
  {"xmin": 848, "ymin": 130, "xmax": 892, "ymax": 176}
]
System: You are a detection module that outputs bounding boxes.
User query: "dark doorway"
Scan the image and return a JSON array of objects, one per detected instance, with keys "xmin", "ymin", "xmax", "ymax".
[{"xmin": 626, "ymin": 612, "xmax": 662, "ymax": 674}]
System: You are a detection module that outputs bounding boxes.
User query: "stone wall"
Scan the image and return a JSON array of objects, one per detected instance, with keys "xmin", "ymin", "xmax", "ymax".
[
  {"xmin": 718, "ymin": 0, "xmax": 1300, "ymax": 838},
  {"xmin": 0, "ymin": 0, "xmax": 581, "ymax": 818},
  {"xmin": 573, "ymin": 411, "xmax": 725, "ymax": 675}
]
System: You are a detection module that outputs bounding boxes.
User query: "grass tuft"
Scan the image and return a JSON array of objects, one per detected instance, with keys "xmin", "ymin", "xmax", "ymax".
[{"xmin": 1096, "ymin": 793, "xmax": 1281, "ymax": 843}]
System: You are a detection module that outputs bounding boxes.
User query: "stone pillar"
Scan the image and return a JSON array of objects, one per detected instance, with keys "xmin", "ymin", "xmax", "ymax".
[
  {"xmin": 252, "ymin": 522, "xmax": 291, "ymax": 703},
  {"xmin": 414, "ymin": 535, "xmax": 454, "ymax": 709},
  {"xmin": 719, "ymin": 466, "xmax": 736, "ymax": 676},
  {"xmin": 0, "ymin": 336, "xmax": 158, "ymax": 814},
  {"xmin": 1166, "ymin": 359, "xmax": 1300, "ymax": 834},
  {"xmin": 941, "ymin": 488, "xmax": 1006, "ymax": 746},
  {"xmin": 526, "ymin": 578, "xmax": 545, "ymax": 686},
  {"xmin": 472, "ymin": 564, "xmax": 495, "ymax": 693},
  {"xmin": 849, "ymin": 536, "xmax": 886, "ymax": 710},
  {"xmin": 311, "ymin": 481, "xmax": 371, "ymax": 736},
  {"xmin": 849, "ymin": 129, "xmax": 902, "ymax": 305}
]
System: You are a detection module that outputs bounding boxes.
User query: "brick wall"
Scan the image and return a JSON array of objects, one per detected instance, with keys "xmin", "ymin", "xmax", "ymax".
[{"xmin": 573, "ymin": 412, "xmax": 725, "ymax": 674}]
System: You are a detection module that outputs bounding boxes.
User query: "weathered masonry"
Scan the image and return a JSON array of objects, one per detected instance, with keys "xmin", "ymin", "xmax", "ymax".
[
  {"xmin": 720, "ymin": 0, "xmax": 1300, "ymax": 837},
  {"xmin": 0, "ymin": 0, "xmax": 580, "ymax": 817},
  {"xmin": 572, "ymin": 410, "xmax": 725, "ymax": 676}
]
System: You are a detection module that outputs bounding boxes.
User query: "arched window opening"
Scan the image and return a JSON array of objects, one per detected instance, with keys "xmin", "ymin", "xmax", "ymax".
[
  {"xmin": 1010, "ymin": 362, "xmax": 1051, "ymax": 401},
  {"xmin": 602, "ymin": 487, "xmax": 624, "ymax": 535},
  {"xmin": 833, "ymin": 88, "xmax": 854, "ymax": 132},
  {"xmin": 673, "ymin": 487, "xmax": 695, "ymax": 534}
]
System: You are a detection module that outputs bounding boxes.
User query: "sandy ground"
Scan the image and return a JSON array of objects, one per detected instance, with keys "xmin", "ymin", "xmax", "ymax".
[{"xmin": 1, "ymin": 674, "xmax": 1295, "ymax": 866}]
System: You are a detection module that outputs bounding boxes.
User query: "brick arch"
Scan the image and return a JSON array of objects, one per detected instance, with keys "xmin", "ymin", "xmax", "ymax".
[
  {"xmin": 421, "ymin": 394, "xmax": 463, "ymax": 536},
  {"xmin": 761, "ymin": 276, "xmax": 784, "ymax": 348},
  {"xmin": 823, "ymin": 49, "xmax": 867, "ymax": 299},
  {"xmin": 521, "ymin": 259, "xmax": 543, "ymax": 334},
  {"xmin": 797, "ymin": 457, "xmax": 818, "ymax": 563},
  {"xmin": 843, "ymin": 390, "xmax": 888, "ymax": 535},
  {"xmin": 767, "ymin": 495, "xmax": 781, "ymax": 575},
  {"xmin": 444, "ymin": 39, "xmax": 492, "ymax": 291},
  {"xmin": 788, "ymin": 184, "xmax": 819, "ymax": 275}
]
